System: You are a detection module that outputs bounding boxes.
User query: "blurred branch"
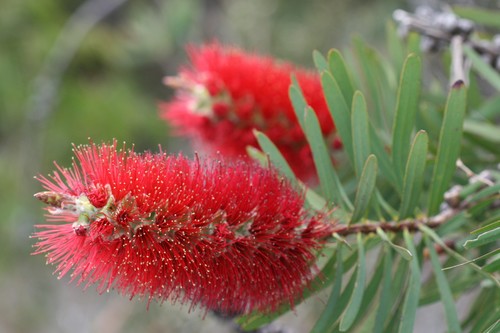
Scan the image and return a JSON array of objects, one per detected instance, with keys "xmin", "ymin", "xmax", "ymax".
[
  {"xmin": 333, "ymin": 208, "xmax": 452, "ymax": 236},
  {"xmin": 393, "ymin": 6, "xmax": 500, "ymax": 73}
]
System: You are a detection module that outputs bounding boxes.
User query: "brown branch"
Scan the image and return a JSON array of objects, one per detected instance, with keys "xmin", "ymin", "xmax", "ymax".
[{"xmin": 332, "ymin": 208, "xmax": 456, "ymax": 236}]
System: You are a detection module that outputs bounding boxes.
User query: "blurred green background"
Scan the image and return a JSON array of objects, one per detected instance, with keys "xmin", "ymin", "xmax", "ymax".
[{"xmin": 0, "ymin": 0, "xmax": 441, "ymax": 332}]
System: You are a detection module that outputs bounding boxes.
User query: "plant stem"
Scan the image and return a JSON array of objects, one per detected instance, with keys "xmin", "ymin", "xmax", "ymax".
[{"xmin": 332, "ymin": 208, "xmax": 455, "ymax": 236}]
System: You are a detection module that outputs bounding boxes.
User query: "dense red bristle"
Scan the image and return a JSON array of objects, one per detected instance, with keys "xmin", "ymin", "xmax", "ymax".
[
  {"xmin": 160, "ymin": 42, "xmax": 341, "ymax": 182},
  {"xmin": 32, "ymin": 141, "xmax": 333, "ymax": 314}
]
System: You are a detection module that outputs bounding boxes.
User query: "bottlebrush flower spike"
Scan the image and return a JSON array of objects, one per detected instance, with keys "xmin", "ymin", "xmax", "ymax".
[
  {"xmin": 32, "ymin": 141, "xmax": 333, "ymax": 314},
  {"xmin": 160, "ymin": 43, "xmax": 342, "ymax": 182}
]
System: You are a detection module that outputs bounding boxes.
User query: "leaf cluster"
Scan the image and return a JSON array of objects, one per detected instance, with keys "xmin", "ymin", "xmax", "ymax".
[{"xmin": 241, "ymin": 13, "xmax": 500, "ymax": 333}]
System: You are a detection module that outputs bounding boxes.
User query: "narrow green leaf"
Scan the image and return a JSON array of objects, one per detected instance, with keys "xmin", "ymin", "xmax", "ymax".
[
  {"xmin": 246, "ymin": 146, "xmax": 268, "ymax": 165},
  {"xmin": 419, "ymin": 273, "xmax": 481, "ymax": 306},
  {"xmin": 428, "ymin": 81, "xmax": 467, "ymax": 215},
  {"xmin": 420, "ymin": 225, "xmax": 500, "ymax": 287},
  {"xmin": 351, "ymin": 155, "xmax": 377, "ymax": 223},
  {"xmin": 483, "ymin": 256, "xmax": 500, "ymax": 273},
  {"xmin": 384, "ymin": 257, "xmax": 410, "ymax": 332},
  {"xmin": 398, "ymin": 229, "xmax": 422, "ymax": 333},
  {"xmin": 340, "ymin": 234, "xmax": 367, "ymax": 331},
  {"xmin": 376, "ymin": 227, "xmax": 412, "ymax": 260},
  {"xmin": 406, "ymin": 32, "xmax": 421, "ymax": 57},
  {"xmin": 248, "ymin": 141, "xmax": 326, "ymax": 211},
  {"xmin": 464, "ymin": 120, "xmax": 500, "ymax": 144},
  {"xmin": 373, "ymin": 245, "xmax": 394, "ymax": 333},
  {"xmin": 253, "ymin": 130, "xmax": 297, "ymax": 183},
  {"xmin": 370, "ymin": 126, "xmax": 401, "ymax": 192},
  {"xmin": 463, "ymin": 45, "xmax": 500, "ymax": 91},
  {"xmin": 353, "ymin": 37, "xmax": 385, "ymax": 127},
  {"xmin": 351, "ymin": 91, "xmax": 371, "ymax": 177},
  {"xmin": 350, "ymin": 251, "xmax": 386, "ymax": 331},
  {"xmin": 392, "ymin": 54, "xmax": 422, "ymax": 182},
  {"xmin": 467, "ymin": 184, "xmax": 500, "ymax": 203},
  {"xmin": 304, "ymin": 187, "xmax": 328, "ymax": 212},
  {"xmin": 424, "ymin": 235, "xmax": 462, "ymax": 333},
  {"xmin": 444, "ymin": 249, "xmax": 500, "ymax": 271},
  {"xmin": 303, "ymin": 106, "xmax": 353, "ymax": 209},
  {"xmin": 375, "ymin": 190, "xmax": 399, "ymax": 219},
  {"xmin": 289, "ymin": 76, "xmax": 307, "ymax": 129},
  {"xmin": 328, "ymin": 48, "xmax": 355, "ymax": 106},
  {"xmin": 334, "ymin": 266, "xmax": 358, "ymax": 325},
  {"xmin": 321, "ymin": 71, "xmax": 354, "ymax": 162},
  {"xmin": 313, "ymin": 50, "xmax": 328, "ymax": 73},
  {"xmin": 471, "ymin": 219, "xmax": 500, "ymax": 235},
  {"xmin": 437, "ymin": 211, "xmax": 468, "ymax": 236},
  {"xmin": 311, "ymin": 246, "xmax": 344, "ymax": 333},
  {"xmin": 464, "ymin": 227, "xmax": 500, "ymax": 249},
  {"xmin": 386, "ymin": 20, "xmax": 406, "ymax": 74},
  {"xmin": 484, "ymin": 320, "xmax": 500, "ymax": 333},
  {"xmin": 453, "ymin": 5, "xmax": 500, "ymax": 29},
  {"xmin": 289, "ymin": 77, "xmax": 352, "ymax": 209},
  {"xmin": 399, "ymin": 130, "xmax": 428, "ymax": 219}
]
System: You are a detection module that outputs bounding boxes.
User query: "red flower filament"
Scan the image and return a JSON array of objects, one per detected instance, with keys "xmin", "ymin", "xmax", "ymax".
[
  {"xmin": 32, "ymin": 141, "xmax": 332, "ymax": 314},
  {"xmin": 160, "ymin": 43, "xmax": 342, "ymax": 181}
]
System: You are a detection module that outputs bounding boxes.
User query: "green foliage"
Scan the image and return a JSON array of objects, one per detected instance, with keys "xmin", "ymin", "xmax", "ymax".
[{"xmin": 244, "ymin": 14, "xmax": 500, "ymax": 332}]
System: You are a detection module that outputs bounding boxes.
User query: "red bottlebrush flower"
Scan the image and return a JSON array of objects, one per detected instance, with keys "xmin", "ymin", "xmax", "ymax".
[
  {"xmin": 160, "ymin": 43, "xmax": 342, "ymax": 182},
  {"xmin": 32, "ymin": 141, "xmax": 332, "ymax": 314}
]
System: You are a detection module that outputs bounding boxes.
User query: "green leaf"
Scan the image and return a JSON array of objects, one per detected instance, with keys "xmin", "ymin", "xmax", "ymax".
[
  {"xmin": 303, "ymin": 105, "xmax": 352, "ymax": 209},
  {"xmin": 311, "ymin": 246, "xmax": 344, "ymax": 333},
  {"xmin": 375, "ymin": 190, "xmax": 399, "ymax": 219},
  {"xmin": 471, "ymin": 219, "xmax": 500, "ymax": 235},
  {"xmin": 304, "ymin": 187, "xmax": 328, "ymax": 212},
  {"xmin": 253, "ymin": 130, "xmax": 297, "ymax": 183},
  {"xmin": 321, "ymin": 71, "xmax": 354, "ymax": 162},
  {"xmin": 370, "ymin": 126, "xmax": 401, "ymax": 192},
  {"xmin": 464, "ymin": 227, "xmax": 500, "ymax": 249},
  {"xmin": 328, "ymin": 48, "xmax": 355, "ymax": 106},
  {"xmin": 463, "ymin": 45, "xmax": 500, "ymax": 91},
  {"xmin": 376, "ymin": 227, "xmax": 412, "ymax": 260},
  {"xmin": 385, "ymin": 257, "xmax": 410, "ymax": 332},
  {"xmin": 289, "ymin": 76, "xmax": 308, "ymax": 129},
  {"xmin": 464, "ymin": 120, "xmax": 500, "ymax": 144},
  {"xmin": 424, "ymin": 235, "xmax": 462, "ymax": 333},
  {"xmin": 484, "ymin": 320, "xmax": 500, "ymax": 333},
  {"xmin": 373, "ymin": 245, "xmax": 394, "ymax": 333},
  {"xmin": 428, "ymin": 81, "xmax": 467, "ymax": 215},
  {"xmin": 483, "ymin": 256, "xmax": 500, "ymax": 273},
  {"xmin": 420, "ymin": 225, "xmax": 500, "ymax": 287},
  {"xmin": 350, "ymin": 251, "xmax": 386, "ymax": 331},
  {"xmin": 399, "ymin": 130, "xmax": 428, "ymax": 219},
  {"xmin": 340, "ymin": 233, "xmax": 367, "ymax": 331},
  {"xmin": 313, "ymin": 50, "xmax": 328, "ymax": 72},
  {"xmin": 248, "ymin": 139, "xmax": 326, "ymax": 211},
  {"xmin": 351, "ymin": 155, "xmax": 377, "ymax": 223},
  {"xmin": 392, "ymin": 54, "xmax": 422, "ymax": 183},
  {"xmin": 353, "ymin": 37, "xmax": 385, "ymax": 127},
  {"xmin": 398, "ymin": 229, "xmax": 422, "ymax": 333},
  {"xmin": 386, "ymin": 20, "xmax": 406, "ymax": 74},
  {"xmin": 443, "ymin": 249, "xmax": 500, "ymax": 271},
  {"xmin": 467, "ymin": 184, "xmax": 500, "ymax": 203},
  {"xmin": 453, "ymin": 5, "xmax": 500, "ymax": 29},
  {"xmin": 351, "ymin": 91, "xmax": 371, "ymax": 177},
  {"xmin": 406, "ymin": 32, "xmax": 421, "ymax": 57}
]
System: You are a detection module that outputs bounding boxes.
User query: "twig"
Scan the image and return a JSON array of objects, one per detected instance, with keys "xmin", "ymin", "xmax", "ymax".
[
  {"xmin": 332, "ymin": 208, "xmax": 456, "ymax": 236},
  {"xmin": 393, "ymin": 6, "xmax": 500, "ymax": 71}
]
